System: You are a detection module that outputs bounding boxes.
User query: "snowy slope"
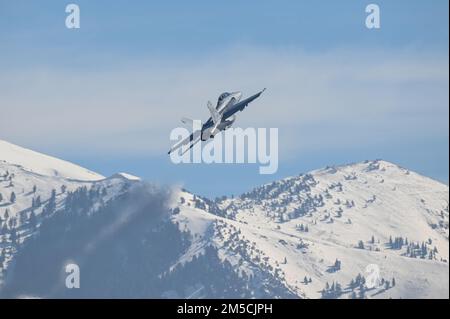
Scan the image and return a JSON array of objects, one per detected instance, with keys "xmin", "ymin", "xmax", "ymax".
[
  {"xmin": 0, "ymin": 140, "xmax": 104, "ymax": 181},
  {"xmin": 172, "ymin": 160, "xmax": 449, "ymax": 299},
  {"xmin": 0, "ymin": 140, "xmax": 105, "ymax": 222},
  {"xmin": 1, "ymin": 140, "xmax": 448, "ymax": 299},
  {"xmin": 0, "ymin": 141, "xmax": 144, "ymax": 220},
  {"xmin": 0, "ymin": 141, "xmax": 138, "ymax": 279}
]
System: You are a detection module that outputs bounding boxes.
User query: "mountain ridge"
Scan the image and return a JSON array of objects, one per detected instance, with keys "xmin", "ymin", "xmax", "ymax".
[
  {"xmin": 172, "ymin": 159, "xmax": 449, "ymax": 298},
  {"xmin": 0, "ymin": 139, "xmax": 104, "ymax": 181},
  {"xmin": 0, "ymin": 140, "xmax": 448, "ymax": 298}
]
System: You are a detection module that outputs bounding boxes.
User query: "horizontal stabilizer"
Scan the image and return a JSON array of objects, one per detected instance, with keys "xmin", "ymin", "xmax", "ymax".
[
  {"xmin": 168, "ymin": 130, "xmax": 202, "ymax": 155},
  {"xmin": 181, "ymin": 117, "xmax": 194, "ymax": 126}
]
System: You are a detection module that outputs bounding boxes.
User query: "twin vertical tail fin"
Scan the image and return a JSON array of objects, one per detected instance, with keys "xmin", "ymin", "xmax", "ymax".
[
  {"xmin": 207, "ymin": 101, "xmax": 222, "ymax": 136},
  {"xmin": 207, "ymin": 101, "xmax": 221, "ymax": 125}
]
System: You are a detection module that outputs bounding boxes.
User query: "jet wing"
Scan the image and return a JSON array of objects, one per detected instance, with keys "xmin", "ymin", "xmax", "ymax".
[
  {"xmin": 168, "ymin": 130, "xmax": 202, "ymax": 155},
  {"xmin": 222, "ymin": 88, "xmax": 266, "ymax": 119}
]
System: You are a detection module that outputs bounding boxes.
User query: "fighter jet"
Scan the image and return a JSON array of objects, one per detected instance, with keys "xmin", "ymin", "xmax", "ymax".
[{"xmin": 168, "ymin": 88, "xmax": 266, "ymax": 155}]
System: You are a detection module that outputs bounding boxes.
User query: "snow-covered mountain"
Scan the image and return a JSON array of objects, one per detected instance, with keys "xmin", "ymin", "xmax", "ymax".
[
  {"xmin": 0, "ymin": 140, "xmax": 139, "ymax": 239},
  {"xmin": 174, "ymin": 160, "xmax": 449, "ymax": 298},
  {"xmin": 0, "ymin": 141, "xmax": 448, "ymax": 299},
  {"xmin": 0, "ymin": 140, "xmax": 141, "ymax": 286}
]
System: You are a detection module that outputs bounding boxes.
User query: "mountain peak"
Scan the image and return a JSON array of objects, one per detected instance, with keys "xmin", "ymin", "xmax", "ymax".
[{"xmin": 0, "ymin": 139, "xmax": 104, "ymax": 181}]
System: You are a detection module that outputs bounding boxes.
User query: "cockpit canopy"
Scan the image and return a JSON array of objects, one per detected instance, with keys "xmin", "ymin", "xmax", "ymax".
[{"xmin": 217, "ymin": 92, "xmax": 230, "ymax": 107}]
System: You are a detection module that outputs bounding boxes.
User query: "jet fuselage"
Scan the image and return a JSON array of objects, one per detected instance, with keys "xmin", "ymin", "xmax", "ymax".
[{"xmin": 201, "ymin": 90, "xmax": 264, "ymax": 140}]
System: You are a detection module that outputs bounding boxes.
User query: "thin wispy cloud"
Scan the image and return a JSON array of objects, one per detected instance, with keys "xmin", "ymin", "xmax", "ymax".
[{"xmin": 1, "ymin": 47, "xmax": 448, "ymax": 161}]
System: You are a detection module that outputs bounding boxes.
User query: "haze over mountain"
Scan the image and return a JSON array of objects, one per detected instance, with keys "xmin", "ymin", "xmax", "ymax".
[{"xmin": 0, "ymin": 140, "xmax": 448, "ymax": 298}]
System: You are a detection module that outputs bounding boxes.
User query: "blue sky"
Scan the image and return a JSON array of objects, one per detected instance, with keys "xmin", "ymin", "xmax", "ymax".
[{"xmin": 0, "ymin": 0, "xmax": 448, "ymax": 197}]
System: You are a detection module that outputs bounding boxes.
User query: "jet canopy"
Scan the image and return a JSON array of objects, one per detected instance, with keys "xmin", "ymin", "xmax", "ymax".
[{"xmin": 217, "ymin": 92, "xmax": 230, "ymax": 106}]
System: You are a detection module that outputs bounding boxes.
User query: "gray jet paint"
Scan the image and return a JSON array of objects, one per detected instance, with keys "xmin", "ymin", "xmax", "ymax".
[{"xmin": 168, "ymin": 89, "xmax": 266, "ymax": 155}]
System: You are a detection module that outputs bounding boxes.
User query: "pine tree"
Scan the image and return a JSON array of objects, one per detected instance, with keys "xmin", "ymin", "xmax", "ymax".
[
  {"xmin": 334, "ymin": 258, "xmax": 341, "ymax": 270},
  {"xmin": 51, "ymin": 189, "xmax": 56, "ymax": 201},
  {"xmin": 350, "ymin": 278, "xmax": 355, "ymax": 289},
  {"xmin": 42, "ymin": 190, "xmax": 57, "ymax": 217},
  {"xmin": 335, "ymin": 282, "xmax": 342, "ymax": 295},
  {"xmin": 19, "ymin": 211, "xmax": 27, "ymax": 225},
  {"xmin": 10, "ymin": 192, "xmax": 16, "ymax": 203},
  {"xmin": 10, "ymin": 228, "xmax": 17, "ymax": 245},
  {"xmin": 8, "ymin": 217, "xmax": 16, "ymax": 229},
  {"xmin": 35, "ymin": 195, "xmax": 41, "ymax": 207},
  {"xmin": 355, "ymin": 273, "xmax": 362, "ymax": 285},
  {"xmin": 29, "ymin": 211, "xmax": 37, "ymax": 230},
  {"xmin": 359, "ymin": 284, "xmax": 365, "ymax": 299},
  {"xmin": 357, "ymin": 240, "xmax": 365, "ymax": 249}
]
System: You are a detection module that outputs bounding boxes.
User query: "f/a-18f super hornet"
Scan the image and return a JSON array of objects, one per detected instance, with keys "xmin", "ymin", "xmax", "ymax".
[{"xmin": 168, "ymin": 88, "xmax": 266, "ymax": 155}]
